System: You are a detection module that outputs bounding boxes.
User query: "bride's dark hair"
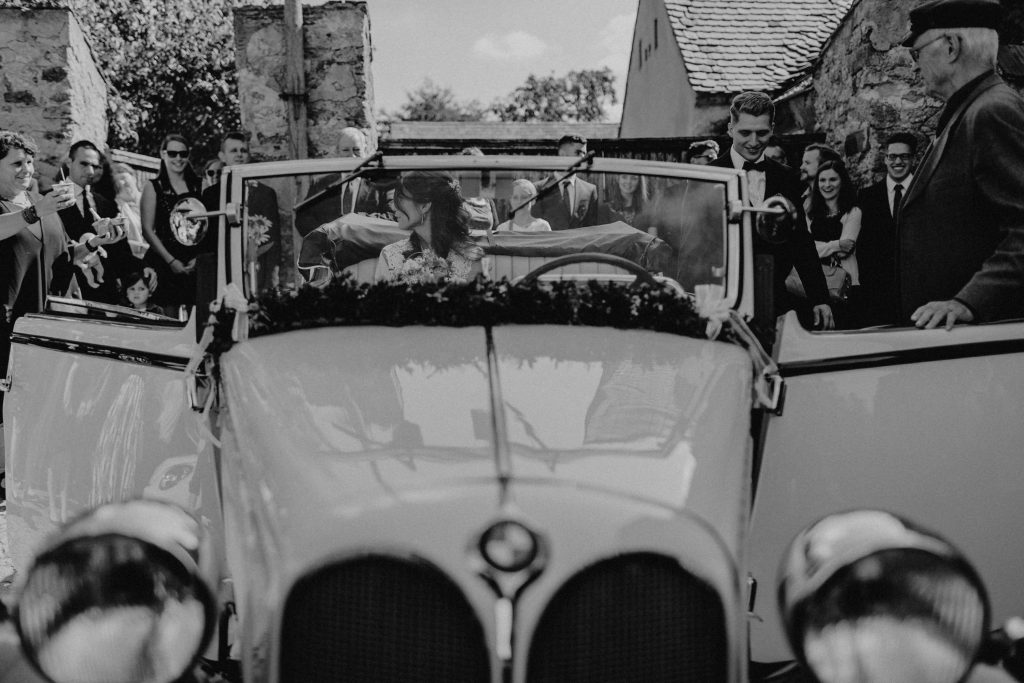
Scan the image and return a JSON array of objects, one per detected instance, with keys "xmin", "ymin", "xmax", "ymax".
[{"xmin": 397, "ymin": 170, "xmax": 479, "ymax": 259}]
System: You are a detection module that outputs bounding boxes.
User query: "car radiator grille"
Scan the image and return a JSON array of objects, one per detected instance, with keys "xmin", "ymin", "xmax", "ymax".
[
  {"xmin": 527, "ymin": 552, "xmax": 728, "ymax": 683},
  {"xmin": 279, "ymin": 555, "xmax": 490, "ymax": 682}
]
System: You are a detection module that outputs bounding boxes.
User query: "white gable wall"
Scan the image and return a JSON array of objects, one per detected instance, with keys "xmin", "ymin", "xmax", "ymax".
[{"xmin": 620, "ymin": 0, "xmax": 699, "ymax": 137}]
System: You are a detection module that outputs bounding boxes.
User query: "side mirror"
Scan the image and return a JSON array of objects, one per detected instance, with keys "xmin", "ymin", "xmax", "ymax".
[
  {"xmin": 754, "ymin": 195, "xmax": 797, "ymax": 244},
  {"xmin": 778, "ymin": 509, "xmax": 989, "ymax": 683},
  {"xmin": 13, "ymin": 500, "xmax": 216, "ymax": 683},
  {"xmin": 169, "ymin": 197, "xmax": 210, "ymax": 247}
]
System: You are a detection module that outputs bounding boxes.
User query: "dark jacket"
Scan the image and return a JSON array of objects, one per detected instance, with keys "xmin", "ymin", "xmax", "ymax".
[
  {"xmin": 857, "ymin": 179, "xmax": 899, "ymax": 325},
  {"xmin": 709, "ymin": 153, "xmax": 830, "ymax": 310},
  {"xmin": 897, "ymin": 71, "xmax": 1024, "ymax": 323},
  {"xmin": 295, "ymin": 174, "xmax": 389, "ymax": 237},
  {"xmin": 57, "ymin": 188, "xmax": 143, "ymax": 305},
  {"xmin": 532, "ymin": 176, "xmax": 600, "ymax": 231}
]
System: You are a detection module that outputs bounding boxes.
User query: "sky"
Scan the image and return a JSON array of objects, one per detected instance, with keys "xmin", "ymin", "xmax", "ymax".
[{"xmin": 360, "ymin": 0, "xmax": 639, "ymax": 121}]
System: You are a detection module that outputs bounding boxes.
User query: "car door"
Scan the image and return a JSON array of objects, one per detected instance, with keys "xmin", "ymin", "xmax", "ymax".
[{"xmin": 747, "ymin": 312, "xmax": 1024, "ymax": 662}]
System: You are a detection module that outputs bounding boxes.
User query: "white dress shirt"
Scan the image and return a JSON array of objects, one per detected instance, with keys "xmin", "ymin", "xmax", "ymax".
[{"xmin": 730, "ymin": 146, "xmax": 766, "ymax": 206}]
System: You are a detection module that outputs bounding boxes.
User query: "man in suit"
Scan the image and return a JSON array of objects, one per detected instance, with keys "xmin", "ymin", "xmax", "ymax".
[
  {"xmin": 710, "ymin": 92, "xmax": 834, "ymax": 330},
  {"xmin": 57, "ymin": 140, "xmax": 148, "ymax": 305},
  {"xmin": 857, "ymin": 131, "xmax": 918, "ymax": 326},
  {"xmin": 294, "ymin": 127, "xmax": 389, "ymax": 237},
  {"xmin": 202, "ymin": 131, "xmax": 281, "ymax": 290},
  {"xmin": 532, "ymin": 134, "xmax": 600, "ymax": 231},
  {"xmin": 898, "ymin": 0, "xmax": 1024, "ymax": 328}
]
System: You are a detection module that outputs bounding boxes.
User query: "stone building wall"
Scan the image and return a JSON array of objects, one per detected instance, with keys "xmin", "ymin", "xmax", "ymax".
[
  {"xmin": 233, "ymin": 1, "xmax": 375, "ymax": 161},
  {"xmin": 811, "ymin": 0, "xmax": 939, "ymax": 185},
  {"xmin": 0, "ymin": 7, "xmax": 108, "ymax": 179}
]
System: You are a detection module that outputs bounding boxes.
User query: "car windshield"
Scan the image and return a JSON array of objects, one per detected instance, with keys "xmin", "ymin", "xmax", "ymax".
[{"xmin": 234, "ymin": 159, "xmax": 733, "ymax": 302}]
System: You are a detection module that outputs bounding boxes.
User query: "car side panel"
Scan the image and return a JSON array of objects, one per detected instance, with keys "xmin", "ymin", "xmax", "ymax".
[
  {"xmin": 749, "ymin": 315, "xmax": 1024, "ymax": 662},
  {"xmin": 3, "ymin": 314, "xmax": 216, "ymax": 570}
]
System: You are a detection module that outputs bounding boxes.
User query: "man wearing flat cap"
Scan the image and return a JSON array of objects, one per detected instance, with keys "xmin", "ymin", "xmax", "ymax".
[{"xmin": 897, "ymin": 0, "xmax": 1024, "ymax": 329}]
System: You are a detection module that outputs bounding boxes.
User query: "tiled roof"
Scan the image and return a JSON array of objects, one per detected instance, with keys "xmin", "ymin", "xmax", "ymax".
[
  {"xmin": 384, "ymin": 121, "xmax": 621, "ymax": 141},
  {"xmin": 663, "ymin": 0, "xmax": 854, "ymax": 93}
]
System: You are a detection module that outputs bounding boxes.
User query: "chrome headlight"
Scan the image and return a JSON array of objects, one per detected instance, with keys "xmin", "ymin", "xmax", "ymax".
[
  {"xmin": 13, "ymin": 500, "xmax": 216, "ymax": 683},
  {"xmin": 778, "ymin": 509, "xmax": 988, "ymax": 683}
]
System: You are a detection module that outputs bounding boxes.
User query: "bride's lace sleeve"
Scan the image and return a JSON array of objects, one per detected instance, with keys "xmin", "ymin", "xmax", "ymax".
[{"xmin": 375, "ymin": 240, "xmax": 407, "ymax": 282}]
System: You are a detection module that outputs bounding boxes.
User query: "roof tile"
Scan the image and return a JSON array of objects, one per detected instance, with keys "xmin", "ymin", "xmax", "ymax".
[{"xmin": 664, "ymin": 0, "xmax": 853, "ymax": 93}]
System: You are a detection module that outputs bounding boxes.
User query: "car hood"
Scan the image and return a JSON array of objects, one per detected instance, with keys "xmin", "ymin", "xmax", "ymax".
[{"xmin": 219, "ymin": 324, "xmax": 753, "ymax": 542}]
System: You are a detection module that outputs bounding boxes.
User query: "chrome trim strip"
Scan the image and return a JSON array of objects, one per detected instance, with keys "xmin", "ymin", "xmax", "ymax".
[
  {"xmin": 10, "ymin": 333, "xmax": 190, "ymax": 371},
  {"xmin": 779, "ymin": 337, "xmax": 1024, "ymax": 377},
  {"xmin": 484, "ymin": 327, "xmax": 513, "ymax": 500}
]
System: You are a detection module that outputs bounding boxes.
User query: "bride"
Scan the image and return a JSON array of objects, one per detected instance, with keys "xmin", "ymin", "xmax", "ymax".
[{"xmin": 374, "ymin": 170, "xmax": 483, "ymax": 284}]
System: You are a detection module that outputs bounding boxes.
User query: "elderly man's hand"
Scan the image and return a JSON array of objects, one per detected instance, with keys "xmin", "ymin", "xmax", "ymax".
[{"xmin": 911, "ymin": 299, "xmax": 974, "ymax": 330}]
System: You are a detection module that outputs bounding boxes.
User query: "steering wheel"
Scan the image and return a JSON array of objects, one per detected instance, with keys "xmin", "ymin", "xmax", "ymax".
[{"xmin": 516, "ymin": 253, "xmax": 661, "ymax": 288}]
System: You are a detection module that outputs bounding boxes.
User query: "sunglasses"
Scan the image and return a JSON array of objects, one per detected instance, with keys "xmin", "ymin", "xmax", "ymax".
[
  {"xmin": 164, "ymin": 149, "xmax": 189, "ymax": 159},
  {"xmin": 205, "ymin": 168, "xmax": 221, "ymax": 177}
]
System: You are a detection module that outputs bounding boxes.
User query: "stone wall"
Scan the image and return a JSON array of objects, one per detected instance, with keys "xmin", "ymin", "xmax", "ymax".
[
  {"xmin": 233, "ymin": 1, "xmax": 375, "ymax": 161},
  {"xmin": 812, "ymin": 0, "xmax": 940, "ymax": 185},
  {"xmin": 0, "ymin": 7, "xmax": 108, "ymax": 179}
]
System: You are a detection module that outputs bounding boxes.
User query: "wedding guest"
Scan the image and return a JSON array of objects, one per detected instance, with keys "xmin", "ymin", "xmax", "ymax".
[
  {"xmin": 118, "ymin": 269, "xmax": 164, "ymax": 314},
  {"xmin": 202, "ymin": 131, "xmax": 280, "ymax": 291},
  {"xmin": 764, "ymin": 140, "xmax": 789, "ymax": 167},
  {"xmin": 857, "ymin": 131, "xmax": 917, "ymax": 326},
  {"xmin": 295, "ymin": 127, "xmax": 389, "ymax": 237},
  {"xmin": 56, "ymin": 141, "xmax": 146, "ymax": 305},
  {"xmin": 140, "ymin": 134, "xmax": 205, "ymax": 311},
  {"xmin": 110, "ymin": 162, "xmax": 148, "ymax": 259},
  {"xmin": 799, "ymin": 143, "xmax": 842, "ymax": 215},
  {"xmin": 457, "ymin": 146, "xmax": 499, "ymax": 231},
  {"xmin": 201, "ymin": 158, "xmax": 224, "ymax": 191},
  {"xmin": 606, "ymin": 173, "xmax": 649, "ymax": 226},
  {"xmin": 898, "ymin": 0, "xmax": 1024, "ymax": 328},
  {"xmin": 686, "ymin": 140, "xmax": 719, "ymax": 165},
  {"xmin": 808, "ymin": 159, "xmax": 862, "ymax": 328},
  {"xmin": 532, "ymin": 134, "xmax": 600, "ymax": 230},
  {"xmin": 374, "ymin": 170, "xmax": 483, "ymax": 283},
  {"xmin": 0, "ymin": 131, "xmax": 124, "ymax": 411},
  {"xmin": 495, "ymin": 179, "xmax": 551, "ymax": 232}
]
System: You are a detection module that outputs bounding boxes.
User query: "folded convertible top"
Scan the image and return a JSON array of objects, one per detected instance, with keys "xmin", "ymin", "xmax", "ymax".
[{"xmin": 298, "ymin": 216, "xmax": 674, "ymax": 275}]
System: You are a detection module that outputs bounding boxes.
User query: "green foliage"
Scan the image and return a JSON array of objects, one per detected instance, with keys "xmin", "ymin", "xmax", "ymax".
[
  {"xmin": 388, "ymin": 78, "xmax": 486, "ymax": 122},
  {"xmin": 240, "ymin": 275, "xmax": 713, "ymax": 345},
  {"xmin": 67, "ymin": 0, "xmax": 244, "ymax": 161},
  {"xmin": 490, "ymin": 67, "xmax": 618, "ymax": 123},
  {"xmin": 390, "ymin": 68, "xmax": 618, "ymax": 123}
]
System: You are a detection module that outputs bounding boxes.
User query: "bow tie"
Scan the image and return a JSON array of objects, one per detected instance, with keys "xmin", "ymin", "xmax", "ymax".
[{"xmin": 743, "ymin": 160, "xmax": 768, "ymax": 173}]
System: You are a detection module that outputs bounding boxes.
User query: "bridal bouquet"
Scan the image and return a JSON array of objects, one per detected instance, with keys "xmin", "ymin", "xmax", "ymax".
[{"xmin": 399, "ymin": 251, "xmax": 453, "ymax": 284}]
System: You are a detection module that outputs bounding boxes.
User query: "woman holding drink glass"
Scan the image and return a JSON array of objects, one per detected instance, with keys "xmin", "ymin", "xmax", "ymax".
[{"xmin": 0, "ymin": 130, "xmax": 126, "ymax": 411}]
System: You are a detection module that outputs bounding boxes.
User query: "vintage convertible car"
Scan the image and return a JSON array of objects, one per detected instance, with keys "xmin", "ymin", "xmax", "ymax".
[{"xmin": 1, "ymin": 154, "xmax": 1021, "ymax": 682}]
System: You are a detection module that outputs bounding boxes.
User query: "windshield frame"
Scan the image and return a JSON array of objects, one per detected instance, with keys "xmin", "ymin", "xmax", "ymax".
[{"xmin": 221, "ymin": 155, "xmax": 751, "ymax": 320}]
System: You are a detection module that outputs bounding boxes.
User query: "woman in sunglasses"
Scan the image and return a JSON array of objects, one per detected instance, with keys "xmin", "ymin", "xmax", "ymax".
[
  {"xmin": 202, "ymin": 158, "xmax": 224, "ymax": 192},
  {"xmin": 140, "ymin": 134, "xmax": 205, "ymax": 312}
]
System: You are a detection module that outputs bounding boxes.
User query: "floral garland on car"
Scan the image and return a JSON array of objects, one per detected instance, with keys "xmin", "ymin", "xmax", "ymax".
[{"xmin": 243, "ymin": 275, "xmax": 728, "ymax": 342}]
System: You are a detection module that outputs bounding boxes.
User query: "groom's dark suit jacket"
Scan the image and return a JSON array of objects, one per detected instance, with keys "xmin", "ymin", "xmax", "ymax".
[{"xmin": 710, "ymin": 154, "xmax": 829, "ymax": 313}]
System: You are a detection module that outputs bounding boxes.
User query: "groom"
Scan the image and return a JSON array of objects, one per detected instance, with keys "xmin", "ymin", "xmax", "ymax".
[{"xmin": 710, "ymin": 91, "xmax": 834, "ymax": 330}]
